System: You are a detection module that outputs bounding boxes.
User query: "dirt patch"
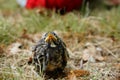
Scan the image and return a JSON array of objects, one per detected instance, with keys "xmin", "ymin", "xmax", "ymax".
[{"xmin": 0, "ymin": 31, "xmax": 120, "ymax": 80}]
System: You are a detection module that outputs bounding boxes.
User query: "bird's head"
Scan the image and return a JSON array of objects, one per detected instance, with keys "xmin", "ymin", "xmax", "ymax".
[{"xmin": 44, "ymin": 32, "xmax": 58, "ymax": 47}]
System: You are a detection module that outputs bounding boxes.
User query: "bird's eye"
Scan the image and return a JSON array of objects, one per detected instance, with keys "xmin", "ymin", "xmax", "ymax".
[
  {"xmin": 52, "ymin": 32, "xmax": 56, "ymax": 35},
  {"xmin": 53, "ymin": 32, "xmax": 57, "ymax": 37}
]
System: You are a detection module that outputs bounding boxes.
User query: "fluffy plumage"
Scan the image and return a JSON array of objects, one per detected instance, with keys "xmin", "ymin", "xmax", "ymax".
[{"xmin": 32, "ymin": 32, "xmax": 69, "ymax": 73}]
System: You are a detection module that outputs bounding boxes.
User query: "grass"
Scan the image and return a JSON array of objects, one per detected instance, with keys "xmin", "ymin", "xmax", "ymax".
[
  {"xmin": 0, "ymin": 0, "xmax": 120, "ymax": 80},
  {"xmin": 0, "ymin": 0, "xmax": 120, "ymax": 45}
]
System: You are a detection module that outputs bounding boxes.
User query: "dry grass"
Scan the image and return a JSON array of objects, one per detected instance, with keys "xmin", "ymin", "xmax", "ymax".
[
  {"xmin": 0, "ymin": 32, "xmax": 120, "ymax": 80},
  {"xmin": 0, "ymin": 0, "xmax": 120, "ymax": 80}
]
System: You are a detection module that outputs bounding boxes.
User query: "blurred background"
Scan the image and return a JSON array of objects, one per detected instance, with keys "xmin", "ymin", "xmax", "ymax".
[{"xmin": 0, "ymin": 0, "xmax": 120, "ymax": 45}]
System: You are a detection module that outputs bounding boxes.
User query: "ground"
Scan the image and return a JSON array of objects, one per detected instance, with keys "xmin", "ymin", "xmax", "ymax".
[{"xmin": 0, "ymin": 0, "xmax": 120, "ymax": 80}]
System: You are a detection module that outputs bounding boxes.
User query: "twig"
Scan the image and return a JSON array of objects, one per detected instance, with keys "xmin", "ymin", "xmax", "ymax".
[
  {"xmin": 95, "ymin": 41, "xmax": 118, "ymax": 58},
  {"xmin": 110, "ymin": 45, "xmax": 120, "ymax": 50},
  {"xmin": 101, "ymin": 45, "xmax": 118, "ymax": 58}
]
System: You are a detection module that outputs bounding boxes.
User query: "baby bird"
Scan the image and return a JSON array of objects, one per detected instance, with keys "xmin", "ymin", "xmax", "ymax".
[{"xmin": 32, "ymin": 32, "xmax": 69, "ymax": 74}]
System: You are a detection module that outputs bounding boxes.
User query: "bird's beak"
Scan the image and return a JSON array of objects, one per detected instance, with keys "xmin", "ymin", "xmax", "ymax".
[{"xmin": 45, "ymin": 33, "xmax": 57, "ymax": 42}]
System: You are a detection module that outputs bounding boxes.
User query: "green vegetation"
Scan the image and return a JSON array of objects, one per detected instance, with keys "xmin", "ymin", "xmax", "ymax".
[{"xmin": 0, "ymin": 0, "xmax": 120, "ymax": 45}]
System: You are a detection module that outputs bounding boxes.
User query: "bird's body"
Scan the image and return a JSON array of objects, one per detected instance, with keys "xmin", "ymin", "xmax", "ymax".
[{"xmin": 32, "ymin": 32, "xmax": 69, "ymax": 73}]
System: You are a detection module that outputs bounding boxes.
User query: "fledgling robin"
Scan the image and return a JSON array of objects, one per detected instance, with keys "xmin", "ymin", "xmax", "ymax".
[{"xmin": 32, "ymin": 32, "xmax": 69, "ymax": 75}]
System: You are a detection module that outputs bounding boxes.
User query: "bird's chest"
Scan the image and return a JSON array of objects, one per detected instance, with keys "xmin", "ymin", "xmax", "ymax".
[
  {"xmin": 46, "ymin": 47, "xmax": 62, "ymax": 62},
  {"xmin": 45, "ymin": 47, "xmax": 63, "ymax": 71}
]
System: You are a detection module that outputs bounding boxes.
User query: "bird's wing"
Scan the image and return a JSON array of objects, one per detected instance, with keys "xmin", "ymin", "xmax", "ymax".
[
  {"xmin": 59, "ymin": 38, "xmax": 69, "ymax": 59},
  {"xmin": 33, "ymin": 42, "xmax": 47, "ymax": 72}
]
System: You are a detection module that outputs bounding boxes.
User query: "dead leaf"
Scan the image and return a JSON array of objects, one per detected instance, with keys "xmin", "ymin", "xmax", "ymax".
[
  {"xmin": 73, "ymin": 70, "xmax": 90, "ymax": 77},
  {"xmin": 66, "ymin": 70, "xmax": 77, "ymax": 80},
  {"xmin": 0, "ymin": 45, "xmax": 5, "ymax": 56},
  {"xmin": 82, "ymin": 42, "xmax": 104, "ymax": 62},
  {"xmin": 82, "ymin": 49, "xmax": 95, "ymax": 62},
  {"xmin": 6, "ymin": 42, "xmax": 22, "ymax": 55},
  {"xmin": 66, "ymin": 70, "xmax": 89, "ymax": 80},
  {"xmin": 112, "ymin": 63, "xmax": 120, "ymax": 70}
]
